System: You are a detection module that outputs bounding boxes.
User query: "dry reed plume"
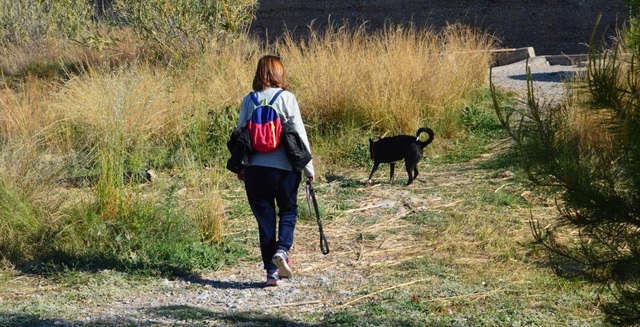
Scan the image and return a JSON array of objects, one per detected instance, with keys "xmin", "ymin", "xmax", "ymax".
[{"xmin": 278, "ymin": 22, "xmax": 495, "ymax": 136}]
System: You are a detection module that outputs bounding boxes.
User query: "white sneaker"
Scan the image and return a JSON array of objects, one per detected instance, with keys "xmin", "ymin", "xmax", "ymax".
[{"xmin": 272, "ymin": 250, "xmax": 293, "ymax": 278}]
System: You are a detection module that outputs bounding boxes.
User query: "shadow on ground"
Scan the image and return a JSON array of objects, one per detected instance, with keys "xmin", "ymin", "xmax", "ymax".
[
  {"xmin": 188, "ymin": 276, "xmax": 265, "ymax": 289},
  {"xmin": 0, "ymin": 307, "xmax": 448, "ymax": 326},
  {"xmin": 0, "ymin": 308, "xmax": 323, "ymax": 327},
  {"xmin": 508, "ymin": 71, "xmax": 579, "ymax": 82}
]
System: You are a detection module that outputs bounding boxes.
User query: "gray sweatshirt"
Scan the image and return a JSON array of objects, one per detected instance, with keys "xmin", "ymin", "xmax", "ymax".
[{"xmin": 237, "ymin": 87, "xmax": 315, "ymax": 178}]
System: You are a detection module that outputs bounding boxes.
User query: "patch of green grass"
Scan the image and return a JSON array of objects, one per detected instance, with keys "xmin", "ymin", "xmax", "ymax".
[
  {"xmin": 435, "ymin": 131, "xmax": 503, "ymax": 164},
  {"xmin": 0, "ymin": 180, "xmax": 43, "ymax": 265},
  {"xmin": 434, "ymin": 89, "xmax": 511, "ymax": 165},
  {"xmin": 312, "ymin": 125, "xmax": 373, "ymax": 169},
  {"xmin": 10, "ymin": 184, "xmax": 249, "ymax": 277},
  {"xmin": 459, "ymin": 105, "xmax": 506, "ymax": 139},
  {"xmin": 359, "ymin": 232, "xmax": 379, "ymax": 241},
  {"xmin": 344, "ymin": 142, "xmax": 371, "ymax": 168},
  {"xmin": 481, "ymin": 190, "xmax": 529, "ymax": 207},
  {"xmin": 326, "ymin": 277, "xmax": 601, "ymax": 327},
  {"xmin": 335, "ymin": 183, "xmax": 366, "ymax": 196},
  {"xmin": 404, "ymin": 211, "xmax": 449, "ymax": 229},
  {"xmin": 477, "ymin": 143, "xmax": 521, "ymax": 171},
  {"xmin": 395, "ymin": 256, "xmax": 455, "ymax": 278},
  {"xmin": 155, "ymin": 305, "xmax": 204, "ymax": 321}
]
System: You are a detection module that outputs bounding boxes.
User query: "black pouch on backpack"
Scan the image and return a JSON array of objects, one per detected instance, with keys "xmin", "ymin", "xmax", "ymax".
[
  {"xmin": 226, "ymin": 126, "xmax": 252, "ymax": 174},
  {"xmin": 281, "ymin": 121, "xmax": 312, "ymax": 172}
]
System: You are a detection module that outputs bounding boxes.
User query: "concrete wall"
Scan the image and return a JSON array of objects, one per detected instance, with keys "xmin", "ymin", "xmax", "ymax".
[{"xmin": 250, "ymin": 0, "xmax": 629, "ymax": 55}]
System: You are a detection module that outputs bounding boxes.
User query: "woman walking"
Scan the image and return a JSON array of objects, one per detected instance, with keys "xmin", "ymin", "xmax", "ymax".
[{"xmin": 236, "ymin": 55, "xmax": 315, "ymax": 286}]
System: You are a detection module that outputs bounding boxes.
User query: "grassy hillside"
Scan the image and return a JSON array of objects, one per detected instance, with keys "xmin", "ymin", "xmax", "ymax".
[
  {"xmin": 0, "ymin": 1, "xmax": 610, "ymax": 325},
  {"xmin": 0, "ymin": 0, "xmax": 494, "ymax": 272}
]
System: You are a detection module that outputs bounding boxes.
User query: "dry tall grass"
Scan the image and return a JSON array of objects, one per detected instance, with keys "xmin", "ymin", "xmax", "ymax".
[
  {"xmin": 278, "ymin": 22, "xmax": 495, "ymax": 137},
  {"xmin": 1, "ymin": 22, "xmax": 495, "ymax": 165},
  {"xmin": 53, "ymin": 68, "xmax": 179, "ymax": 149},
  {"xmin": 556, "ymin": 90, "xmax": 615, "ymax": 156}
]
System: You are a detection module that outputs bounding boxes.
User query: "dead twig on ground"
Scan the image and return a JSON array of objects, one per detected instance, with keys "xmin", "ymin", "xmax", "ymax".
[{"xmin": 263, "ymin": 300, "xmax": 322, "ymax": 308}]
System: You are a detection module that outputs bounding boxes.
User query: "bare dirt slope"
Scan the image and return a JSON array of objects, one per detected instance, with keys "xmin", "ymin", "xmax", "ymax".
[{"xmin": 251, "ymin": 0, "xmax": 628, "ymax": 55}]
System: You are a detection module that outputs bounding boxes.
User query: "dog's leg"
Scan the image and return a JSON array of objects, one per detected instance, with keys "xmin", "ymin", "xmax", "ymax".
[
  {"xmin": 405, "ymin": 161, "xmax": 414, "ymax": 185},
  {"xmin": 367, "ymin": 162, "xmax": 380, "ymax": 185},
  {"xmin": 407, "ymin": 165, "xmax": 419, "ymax": 185},
  {"xmin": 389, "ymin": 163, "xmax": 395, "ymax": 183}
]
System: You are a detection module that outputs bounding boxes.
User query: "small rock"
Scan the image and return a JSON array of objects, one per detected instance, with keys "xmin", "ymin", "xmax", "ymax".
[
  {"xmin": 288, "ymin": 288, "xmax": 301, "ymax": 295},
  {"xmin": 375, "ymin": 199, "xmax": 395, "ymax": 208},
  {"xmin": 495, "ymin": 170, "xmax": 514, "ymax": 179},
  {"xmin": 316, "ymin": 276, "xmax": 330, "ymax": 287}
]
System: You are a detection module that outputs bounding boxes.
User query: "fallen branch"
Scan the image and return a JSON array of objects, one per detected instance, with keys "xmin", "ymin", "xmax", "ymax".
[
  {"xmin": 431, "ymin": 200, "xmax": 463, "ymax": 208},
  {"xmin": 344, "ymin": 203, "xmax": 389, "ymax": 213},
  {"xmin": 494, "ymin": 183, "xmax": 511, "ymax": 193},
  {"xmin": 263, "ymin": 300, "xmax": 322, "ymax": 308}
]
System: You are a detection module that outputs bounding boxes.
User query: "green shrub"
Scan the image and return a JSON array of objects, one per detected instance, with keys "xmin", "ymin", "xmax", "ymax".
[
  {"xmin": 0, "ymin": 0, "xmax": 94, "ymax": 45},
  {"xmin": 0, "ymin": 181, "xmax": 44, "ymax": 264},
  {"xmin": 108, "ymin": 0, "xmax": 257, "ymax": 60},
  {"xmin": 491, "ymin": 14, "xmax": 640, "ymax": 325}
]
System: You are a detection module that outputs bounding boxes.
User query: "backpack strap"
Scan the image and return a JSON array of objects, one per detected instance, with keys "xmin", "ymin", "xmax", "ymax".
[
  {"xmin": 270, "ymin": 89, "xmax": 286, "ymax": 122},
  {"xmin": 269, "ymin": 89, "xmax": 285, "ymax": 105},
  {"xmin": 249, "ymin": 91, "xmax": 261, "ymax": 107},
  {"xmin": 249, "ymin": 89, "xmax": 285, "ymax": 107}
]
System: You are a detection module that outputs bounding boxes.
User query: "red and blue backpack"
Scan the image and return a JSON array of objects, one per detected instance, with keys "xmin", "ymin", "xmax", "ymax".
[{"xmin": 246, "ymin": 89, "xmax": 285, "ymax": 153}]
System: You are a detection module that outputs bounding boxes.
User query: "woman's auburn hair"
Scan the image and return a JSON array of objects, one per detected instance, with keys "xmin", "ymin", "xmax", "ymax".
[{"xmin": 252, "ymin": 55, "xmax": 287, "ymax": 91}]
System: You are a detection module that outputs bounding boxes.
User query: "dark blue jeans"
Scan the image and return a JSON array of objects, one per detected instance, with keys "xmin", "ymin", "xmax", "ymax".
[{"xmin": 243, "ymin": 165, "xmax": 301, "ymax": 275}]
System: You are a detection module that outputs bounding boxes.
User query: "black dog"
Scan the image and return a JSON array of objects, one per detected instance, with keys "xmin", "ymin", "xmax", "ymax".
[{"xmin": 367, "ymin": 127, "xmax": 435, "ymax": 185}]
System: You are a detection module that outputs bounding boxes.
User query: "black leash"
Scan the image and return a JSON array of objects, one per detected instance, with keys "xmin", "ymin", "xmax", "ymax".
[{"xmin": 305, "ymin": 179, "xmax": 330, "ymax": 255}]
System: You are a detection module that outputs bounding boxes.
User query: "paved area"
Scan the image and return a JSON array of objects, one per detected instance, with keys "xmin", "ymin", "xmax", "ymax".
[{"xmin": 490, "ymin": 55, "xmax": 586, "ymax": 104}]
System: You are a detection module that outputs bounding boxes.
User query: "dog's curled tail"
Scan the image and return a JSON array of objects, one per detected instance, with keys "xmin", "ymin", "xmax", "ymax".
[{"xmin": 415, "ymin": 127, "xmax": 435, "ymax": 148}]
